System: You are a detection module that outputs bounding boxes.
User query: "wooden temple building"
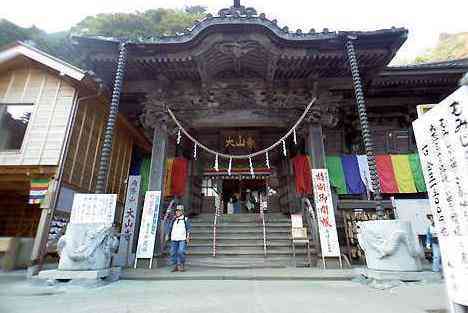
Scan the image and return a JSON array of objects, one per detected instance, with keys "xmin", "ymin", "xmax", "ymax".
[{"xmin": 1, "ymin": 1, "xmax": 467, "ymax": 269}]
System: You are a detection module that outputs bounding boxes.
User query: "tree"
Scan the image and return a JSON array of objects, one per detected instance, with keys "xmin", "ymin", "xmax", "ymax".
[
  {"xmin": 414, "ymin": 32, "xmax": 468, "ymax": 64},
  {"xmin": 0, "ymin": 6, "xmax": 208, "ymax": 67},
  {"xmin": 71, "ymin": 7, "xmax": 207, "ymax": 41}
]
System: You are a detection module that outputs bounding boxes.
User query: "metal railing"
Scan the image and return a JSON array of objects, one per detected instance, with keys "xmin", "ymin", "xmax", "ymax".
[
  {"xmin": 303, "ymin": 197, "xmax": 319, "ymax": 244},
  {"xmin": 260, "ymin": 205, "xmax": 267, "ymax": 257},
  {"xmin": 212, "ymin": 201, "xmax": 222, "ymax": 257},
  {"xmin": 160, "ymin": 199, "xmax": 176, "ymax": 253}
]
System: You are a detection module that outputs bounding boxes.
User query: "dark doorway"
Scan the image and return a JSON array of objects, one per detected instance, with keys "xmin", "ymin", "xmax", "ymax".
[{"xmin": 222, "ymin": 178, "xmax": 267, "ymax": 213}]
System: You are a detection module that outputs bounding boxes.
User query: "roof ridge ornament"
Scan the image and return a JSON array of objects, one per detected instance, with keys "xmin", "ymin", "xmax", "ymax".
[{"xmin": 218, "ymin": 1, "xmax": 257, "ymax": 17}]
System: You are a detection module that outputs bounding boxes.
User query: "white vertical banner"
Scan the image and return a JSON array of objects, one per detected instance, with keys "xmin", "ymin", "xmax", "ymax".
[
  {"xmin": 135, "ymin": 191, "xmax": 162, "ymax": 259},
  {"xmin": 311, "ymin": 169, "xmax": 341, "ymax": 257},
  {"xmin": 413, "ymin": 85, "xmax": 468, "ymax": 306},
  {"xmin": 116, "ymin": 176, "xmax": 141, "ymax": 266}
]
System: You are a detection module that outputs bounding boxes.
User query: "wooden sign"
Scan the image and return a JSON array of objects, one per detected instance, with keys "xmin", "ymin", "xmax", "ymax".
[
  {"xmin": 116, "ymin": 176, "xmax": 141, "ymax": 266},
  {"xmin": 413, "ymin": 85, "xmax": 468, "ymax": 306}
]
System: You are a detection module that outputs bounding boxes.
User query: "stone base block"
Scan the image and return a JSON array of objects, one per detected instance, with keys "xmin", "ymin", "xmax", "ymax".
[
  {"xmin": 362, "ymin": 268, "xmax": 441, "ymax": 282},
  {"xmin": 38, "ymin": 268, "xmax": 113, "ymax": 280}
]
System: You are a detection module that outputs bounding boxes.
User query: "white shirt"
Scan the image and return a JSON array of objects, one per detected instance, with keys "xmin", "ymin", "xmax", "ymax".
[{"xmin": 171, "ymin": 217, "xmax": 187, "ymax": 241}]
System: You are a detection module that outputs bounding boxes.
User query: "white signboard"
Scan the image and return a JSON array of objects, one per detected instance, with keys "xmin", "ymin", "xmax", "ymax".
[
  {"xmin": 116, "ymin": 176, "xmax": 141, "ymax": 266},
  {"xmin": 135, "ymin": 191, "xmax": 162, "ymax": 259},
  {"xmin": 69, "ymin": 194, "xmax": 117, "ymax": 225},
  {"xmin": 311, "ymin": 169, "xmax": 341, "ymax": 257},
  {"xmin": 413, "ymin": 85, "xmax": 468, "ymax": 306},
  {"xmin": 291, "ymin": 214, "xmax": 303, "ymax": 228}
]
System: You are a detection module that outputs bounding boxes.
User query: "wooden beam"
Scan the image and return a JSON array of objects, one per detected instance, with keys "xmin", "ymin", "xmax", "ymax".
[{"xmin": 0, "ymin": 166, "xmax": 56, "ymax": 176}]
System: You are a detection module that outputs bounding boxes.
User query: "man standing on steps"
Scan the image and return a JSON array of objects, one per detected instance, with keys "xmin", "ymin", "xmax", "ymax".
[{"xmin": 168, "ymin": 205, "xmax": 192, "ymax": 272}]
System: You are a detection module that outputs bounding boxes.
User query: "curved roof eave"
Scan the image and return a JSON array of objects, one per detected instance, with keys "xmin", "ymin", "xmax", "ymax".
[{"xmin": 73, "ymin": 14, "xmax": 408, "ymax": 53}]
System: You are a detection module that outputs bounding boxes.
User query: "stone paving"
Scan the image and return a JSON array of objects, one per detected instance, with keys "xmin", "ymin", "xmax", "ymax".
[
  {"xmin": 0, "ymin": 269, "xmax": 449, "ymax": 313},
  {"xmin": 121, "ymin": 266, "xmax": 358, "ymax": 280}
]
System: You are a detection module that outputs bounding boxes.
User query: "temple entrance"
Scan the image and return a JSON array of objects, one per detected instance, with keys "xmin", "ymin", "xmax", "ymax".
[{"xmin": 222, "ymin": 178, "xmax": 267, "ymax": 214}]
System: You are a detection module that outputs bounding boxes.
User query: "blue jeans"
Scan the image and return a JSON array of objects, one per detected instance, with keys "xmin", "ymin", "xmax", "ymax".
[
  {"xmin": 170, "ymin": 240, "xmax": 187, "ymax": 266},
  {"xmin": 432, "ymin": 242, "xmax": 442, "ymax": 272}
]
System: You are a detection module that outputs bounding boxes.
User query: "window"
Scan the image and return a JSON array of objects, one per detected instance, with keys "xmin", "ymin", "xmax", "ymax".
[{"xmin": 0, "ymin": 103, "xmax": 33, "ymax": 151}]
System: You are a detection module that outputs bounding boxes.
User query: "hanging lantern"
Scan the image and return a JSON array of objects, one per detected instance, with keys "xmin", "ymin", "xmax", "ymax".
[
  {"xmin": 214, "ymin": 154, "xmax": 219, "ymax": 171},
  {"xmin": 177, "ymin": 128, "xmax": 181, "ymax": 145},
  {"xmin": 266, "ymin": 151, "xmax": 270, "ymax": 169},
  {"xmin": 282, "ymin": 139, "xmax": 287, "ymax": 156},
  {"xmin": 228, "ymin": 157, "xmax": 232, "ymax": 176},
  {"xmin": 293, "ymin": 128, "xmax": 297, "ymax": 145},
  {"xmin": 249, "ymin": 157, "xmax": 255, "ymax": 177},
  {"xmin": 193, "ymin": 143, "xmax": 197, "ymax": 159}
]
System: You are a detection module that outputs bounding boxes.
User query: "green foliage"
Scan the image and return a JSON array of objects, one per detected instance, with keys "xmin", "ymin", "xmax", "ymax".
[
  {"xmin": 0, "ymin": 19, "xmax": 43, "ymax": 47},
  {"xmin": 414, "ymin": 32, "xmax": 468, "ymax": 63},
  {"xmin": 71, "ymin": 6, "xmax": 207, "ymax": 41},
  {"xmin": 0, "ymin": 6, "xmax": 208, "ymax": 67},
  {"xmin": 0, "ymin": 18, "xmax": 79, "ymax": 66}
]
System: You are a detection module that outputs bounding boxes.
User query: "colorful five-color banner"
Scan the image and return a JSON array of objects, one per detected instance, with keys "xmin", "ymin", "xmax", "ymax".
[{"xmin": 326, "ymin": 153, "xmax": 426, "ymax": 195}]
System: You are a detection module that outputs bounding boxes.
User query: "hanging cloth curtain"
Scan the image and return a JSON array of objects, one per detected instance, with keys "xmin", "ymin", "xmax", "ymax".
[
  {"xmin": 375, "ymin": 155, "xmax": 398, "ymax": 193},
  {"xmin": 408, "ymin": 153, "xmax": 427, "ymax": 192},
  {"xmin": 341, "ymin": 155, "xmax": 366, "ymax": 195},
  {"xmin": 29, "ymin": 178, "xmax": 49, "ymax": 205},
  {"xmin": 391, "ymin": 155, "xmax": 417, "ymax": 193},
  {"xmin": 171, "ymin": 157, "xmax": 189, "ymax": 197},
  {"xmin": 164, "ymin": 158, "xmax": 174, "ymax": 197},
  {"xmin": 326, "ymin": 156, "xmax": 348, "ymax": 194},
  {"xmin": 292, "ymin": 154, "xmax": 312, "ymax": 195},
  {"xmin": 356, "ymin": 155, "xmax": 374, "ymax": 192},
  {"xmin": 139, "ymin": 158, "xmax": 151, "ymax": 194}
]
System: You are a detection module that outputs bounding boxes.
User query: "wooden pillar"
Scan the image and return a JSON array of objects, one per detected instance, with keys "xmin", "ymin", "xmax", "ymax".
[
  {"xmin": 148, "ymin": 122, "xmax": 167, "ymax": 256},
  {"xmin": 182, "ymin": 160, "xmax": 193, "ymax": 214},
  {"xmin": 306, "ymin": 123, "xmax": 326, "ymax": 169},
  {"xmin": 306, "ymin": 123, "xmax": 327, "ymax": 261}
]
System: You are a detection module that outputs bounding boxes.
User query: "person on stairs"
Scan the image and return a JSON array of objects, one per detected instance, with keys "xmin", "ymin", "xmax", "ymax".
[{"xmin": 168, "ymin": 205, "xmax": 192, "ymax": 272}]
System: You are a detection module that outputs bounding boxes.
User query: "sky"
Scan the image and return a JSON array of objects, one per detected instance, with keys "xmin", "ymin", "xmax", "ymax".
[{"xmin": 2, "ymin": 0, "xmax": 467, "ymax": 62}]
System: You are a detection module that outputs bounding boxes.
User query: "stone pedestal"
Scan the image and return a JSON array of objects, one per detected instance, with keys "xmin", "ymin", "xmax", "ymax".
[
  {"xmin": 361, "ymin": 268, "xmax": 441, "ymax": 282},
  {"xmin": 58, "ymin": 223, "xmax": 119, "ymax": 271},
  {"xmin": 39, "ymin": 269, "xmax": 111, "ymax": 280},
  {"xmin": 357, "ymin": 220, "xmax": 423, "ymax": 272}
]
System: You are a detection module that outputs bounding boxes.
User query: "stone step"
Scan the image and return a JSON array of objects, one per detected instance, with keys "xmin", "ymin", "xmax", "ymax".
[
  {"xmin": 189, "ymin": 242, "xmax": 293, "ymax": 248},
  {"xmin": 184, "ymin": 257, "xmax": 291, "ymax": 268},
  {"xmin": 187, "ymin": 249, "xmax": 312, "ymax": 256},
  {"xmin": 181, "ymin": 256, "xmax": 316, "ymax": 269},
  {"xmin": 192, "ymin": 214, "xmax": 290, "ymax": 223},
  {"xmin": 190, "ymin": 234, "xmax": 293, "ymax": 240},
  {"xmin": 189, "ymin": 238, "xmax": 292, "ymax": 245},
  {"xmin": 190, "ymin": 229, "xmax": 290, "ymax": 235},
  {"xmin": 191, "ymin": 223, "xmax": 291, "ymax": 227}
]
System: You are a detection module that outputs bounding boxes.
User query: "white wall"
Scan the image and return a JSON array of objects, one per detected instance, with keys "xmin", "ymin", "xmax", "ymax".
[{"xmin": 0, "ymin": 65, "xmax": 76, "ymax": 166}]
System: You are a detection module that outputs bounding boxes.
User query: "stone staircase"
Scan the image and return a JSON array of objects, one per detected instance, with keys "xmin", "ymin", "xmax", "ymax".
[{"xmin": 172, "ymin": 213, "xmax": 316, "ymax": 269}]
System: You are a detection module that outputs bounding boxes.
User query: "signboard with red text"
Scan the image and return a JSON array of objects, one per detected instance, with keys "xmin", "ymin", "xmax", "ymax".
[{"xmin": 311, "ymin": 169, "xmax": 341, "ymax": 257}]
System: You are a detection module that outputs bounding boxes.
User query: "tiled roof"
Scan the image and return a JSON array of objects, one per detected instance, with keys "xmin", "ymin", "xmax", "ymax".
[
  {"xmin": 387, "ymin": 58, "xmax": 468, "ymax": 71},
  {"xmin": 73, "ymin": 3, "xmax": 407, "ymax": 47}
]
